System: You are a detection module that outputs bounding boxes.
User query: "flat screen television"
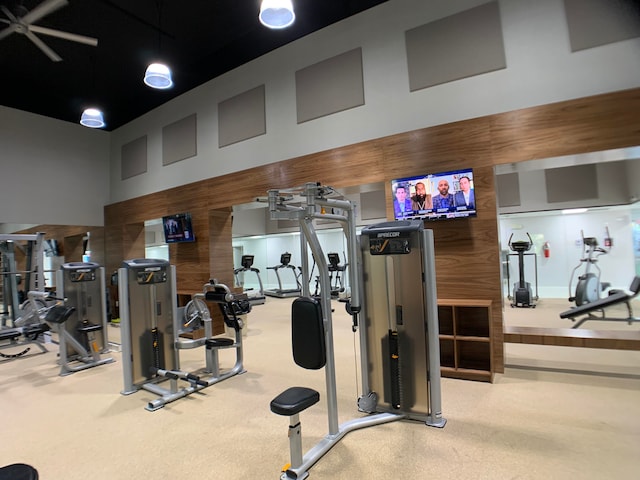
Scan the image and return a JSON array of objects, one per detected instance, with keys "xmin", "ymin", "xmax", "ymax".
[
  {"xmin": 391, "ymin": 167, "xmax": 476, "ymax": 221},
  {"xmin": 162, "ymin": 213, "xmax": 196, "ymax": 243}
]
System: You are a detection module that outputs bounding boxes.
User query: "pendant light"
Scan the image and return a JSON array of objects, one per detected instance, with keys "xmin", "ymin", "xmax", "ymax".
[
  {"xmin": 259, "ymin": 0, "xmax": 295, "ymax": 29},
  {"xmin": 144, "ymin": 0, "xmax": 173, "ymax": 89},
  {"xmin": 144, "ymin": 62, "xmax": 173, "ymax": 89},
  {"xmin": 80, "ymin": 108, "xmax": 106, "ymax": 128},
  {"xmin": 79, "ymin": 54, "xmax": 105, "ymax": 128}
]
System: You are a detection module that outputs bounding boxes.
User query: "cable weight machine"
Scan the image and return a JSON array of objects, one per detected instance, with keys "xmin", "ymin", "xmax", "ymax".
[
  {"xmin": 263, "ymin": 183, "xmax": 445, "ymax": 480},
  {"xmin": 119, "ymin": 259, "xmax": 248, "ymax": 411}
]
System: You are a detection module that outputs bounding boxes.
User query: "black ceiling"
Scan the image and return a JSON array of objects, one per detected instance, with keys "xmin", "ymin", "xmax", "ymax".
[{"xmin": 0, "ymin": 0, "xmax": 387, "ymax": 131}]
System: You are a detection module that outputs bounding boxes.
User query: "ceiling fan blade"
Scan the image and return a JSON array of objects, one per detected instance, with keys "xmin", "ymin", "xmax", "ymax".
[
  {"xmin": 1, "ymin": 5, "xmax": 18, "ymax": 23},
  {"xmin": 0, "ymin": 18, "xmax": 10, "ymax": 25},
  {"xmin": 25, "ymin": 30, "xmax": 62, "ymax": 62},
  {"xmin": 29, "ymin": 25, "xmax": 98, "ymax": 46},
  {"xmin": 21, "ymin": 0, "xmax": 68, "ymax": 26},
  {"xmin": 0, "ymin": 24, "xmax": 18, "ymax": 41}
]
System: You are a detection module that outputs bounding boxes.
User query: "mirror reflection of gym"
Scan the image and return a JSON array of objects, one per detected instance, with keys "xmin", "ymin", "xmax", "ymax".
[{"xmin": 496, "ymin": 148, "xmax": 640, "ymax": 336}]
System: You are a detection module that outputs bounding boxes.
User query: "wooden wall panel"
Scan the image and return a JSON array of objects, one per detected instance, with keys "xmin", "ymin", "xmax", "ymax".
[
  {"xmin": 104, "ymin": 88, "xmax": 640, "ymax": 375},
  {"xmin": 490, "ymin": 89, "xmax": 640, "ymax": 164}
]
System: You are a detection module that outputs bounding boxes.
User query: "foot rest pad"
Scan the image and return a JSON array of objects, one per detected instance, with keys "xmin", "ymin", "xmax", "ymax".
[
  {"xmin": 205, "ymin": 337, "xmax": 235, "ymax": 348},
  {"xmin": 78, "ymin": 323, "xmax": 102, "ymax": 333},
  {"xmin": 270, "ymin": 387, "xmax": 320, "ymax": 416}
]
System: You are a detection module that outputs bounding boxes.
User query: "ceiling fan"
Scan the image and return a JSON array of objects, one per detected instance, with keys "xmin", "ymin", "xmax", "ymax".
[{"xmin": 0, "ymin": 0, "xmax": 98, "ymax": 62}]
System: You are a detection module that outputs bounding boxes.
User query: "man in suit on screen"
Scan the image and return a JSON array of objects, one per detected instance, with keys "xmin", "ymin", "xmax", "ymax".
[{"xmin": 453, "ymin": 175, "xmax": 475, "ymax": 210}]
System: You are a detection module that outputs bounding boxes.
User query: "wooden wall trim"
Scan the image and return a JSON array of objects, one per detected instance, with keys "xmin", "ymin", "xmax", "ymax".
[{"xmin": 104, "ymin": 87, "xmax": 640, "ymax": 375}]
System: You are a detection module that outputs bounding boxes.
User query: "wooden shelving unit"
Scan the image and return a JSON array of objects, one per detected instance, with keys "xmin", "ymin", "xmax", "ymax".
[{"xmin": 437, "ymin": 299, "xmax": 493, "ymax": 382}]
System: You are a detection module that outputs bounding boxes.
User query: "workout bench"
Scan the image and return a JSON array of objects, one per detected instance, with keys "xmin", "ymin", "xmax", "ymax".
[
  {"xmin": 559, "ymin": 276, "xmax": 640, "ymax": 329},
  {"xmin": 0, "ymin": 323, "xmax": 50, "ymax": 361}
]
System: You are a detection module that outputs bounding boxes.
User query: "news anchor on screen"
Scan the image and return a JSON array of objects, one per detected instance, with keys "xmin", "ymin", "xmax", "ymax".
[
  {"xmin": 432, "ymin": 179, "xmax": 456, "ymax": 211},
  {"xmin": 453, "ymin": 175, "xmax": 475, "ymax": 210},
  {"xmin": 393, "ymin": 184, "xmax": 413, "ymax": 218}
]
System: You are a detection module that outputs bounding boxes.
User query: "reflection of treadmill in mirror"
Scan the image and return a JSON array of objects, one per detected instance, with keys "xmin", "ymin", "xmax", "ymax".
[
  {"xmin": 264, "ymin": 252, "xmax": 301, "ymax": 298},
  {"xmin": 233, "ymin": 255, "xmax": 266, "ymax": 306},
  {"xmin": 327, "ymin": 253, "xmax": 347, "ymax": 298}
]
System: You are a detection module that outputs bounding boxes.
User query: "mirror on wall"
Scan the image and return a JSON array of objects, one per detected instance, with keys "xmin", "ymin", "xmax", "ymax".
[
  {"xmin": 144, "ymin": 218, "xmax": 169, "ymax": 261},
  {"xmin": 230, "ymin": 182, "xmax": 387, "ymax": 295},
  {"xmin": 495, "ymin": 147, "xmax": 640, "ymax": 336}
]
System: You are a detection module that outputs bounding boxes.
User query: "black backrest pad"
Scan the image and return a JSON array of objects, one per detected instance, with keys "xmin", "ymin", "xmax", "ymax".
[
  {"xmin": 630, "ymin": 276, "xmax": 640, "ymax": 295},
  {"xmin": 292, "ymin": 297, "xmax": 326, "ymax": 370}
]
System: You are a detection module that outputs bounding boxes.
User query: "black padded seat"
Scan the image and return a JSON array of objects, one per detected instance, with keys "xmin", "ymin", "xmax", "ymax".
[
  {"xmin": 44, "ymin": 305, "xmax": 76, "ymax": 324},
  {"xmin": 270, "ymin": 386, "xmax": 320, "ymax": 416},
  {"xmin": 205, "ymin": 337, "xmax": 235, "ymax": 348},
  {"xmin": 23, "ymin": 324, "xmax": 50, "ymax": 335},
  {"xmin": 0, "ymin": 463, "xmax": 39, "ymax": 480}
]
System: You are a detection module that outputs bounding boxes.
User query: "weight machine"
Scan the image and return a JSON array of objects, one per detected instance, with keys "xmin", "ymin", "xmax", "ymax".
[
  {"xmin": 264, "ymin": 183, "xmax": 445, "ymax": 480},
  {"xmin": 119, "ymin": 259, "xmax": 249, "ymax": 411},
  {"xmin": 0, "ymin": 290, "xmax": 55, "ymax": 361},
  {"xmin": 1, "ymin": 233, "xmax": 46, "ymax": 326},
  {"xmin": 51, "ymin": 262, "xmax": 114, "ymax": 375}
]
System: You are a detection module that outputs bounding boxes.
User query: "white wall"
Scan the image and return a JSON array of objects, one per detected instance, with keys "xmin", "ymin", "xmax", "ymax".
[
  {"xmin": 0, "ymin": 106, "xmax": 110, "ymax": 226},
  {"xmin": 108, "ymin": 0, "xmax": 640, "ymax": 204}
]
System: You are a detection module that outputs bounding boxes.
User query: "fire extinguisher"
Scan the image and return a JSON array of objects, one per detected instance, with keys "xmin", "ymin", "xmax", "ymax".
[{"xmin": 543, "ymin": 241, "xmax": 550, "ymax": 258}]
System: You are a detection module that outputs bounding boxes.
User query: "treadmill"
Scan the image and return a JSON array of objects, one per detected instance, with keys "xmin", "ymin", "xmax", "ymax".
[
  {"xmin": 264, "ymin": 253, "xmax": 301, "ymax": 298},
  {"xmin": 233, "ymin": 255, "xmax": 266, "ymax": 306}
]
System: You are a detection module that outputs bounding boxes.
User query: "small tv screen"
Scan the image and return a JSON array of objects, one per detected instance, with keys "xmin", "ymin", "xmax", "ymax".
[
  {"xmin": 162, "ymin": 213, "xmax": 196, "ymax": 243},
  {"xmin": 391, "ymin": 168, "xmax": 476, "ymax": 221}
]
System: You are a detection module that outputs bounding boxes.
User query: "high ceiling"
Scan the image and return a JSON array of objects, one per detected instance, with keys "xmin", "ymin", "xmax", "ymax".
[{"xmin": 0, "ymin": 0, "xmax": 387, "ymax": 131}]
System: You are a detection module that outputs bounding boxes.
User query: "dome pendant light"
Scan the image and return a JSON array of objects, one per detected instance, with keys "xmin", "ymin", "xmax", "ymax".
[
  {"xmin": 144, "ymin": 62, "xmax": 173, "ymax": 89},
  {"xmin": 80, "ymin": 108, "xmax": 105, "ymax": 128},
  {"xmin": 145, "ymin": 1, "xmax": 173, "ymax": 90},
  {"xmin": 259, "ymin": 0, "xmax": 295, "ymax": 29}
]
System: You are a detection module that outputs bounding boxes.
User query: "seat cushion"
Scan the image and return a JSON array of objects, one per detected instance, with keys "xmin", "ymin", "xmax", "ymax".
[
  {"xmin": 270, "ymin": 386, "xmax": 319, "ymax": 416},
  {"xmin": 0, "ymin": 463, "xmax": 38, "ymax": 480}
]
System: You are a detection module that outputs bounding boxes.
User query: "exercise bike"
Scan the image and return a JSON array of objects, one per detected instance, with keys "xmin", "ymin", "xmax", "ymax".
[
  {"xmin": 568, "ymin": 229, "xmax": 612, "ymax": 307},
  {"xmin": 507, "ymin": 233, "xmax": 538, "ymax": 308}
]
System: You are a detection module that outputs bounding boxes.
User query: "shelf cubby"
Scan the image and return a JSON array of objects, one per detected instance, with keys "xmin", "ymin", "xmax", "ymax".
[{"xmin": 437, "ymin": 299, "xmax": 493, "ymax": 382}]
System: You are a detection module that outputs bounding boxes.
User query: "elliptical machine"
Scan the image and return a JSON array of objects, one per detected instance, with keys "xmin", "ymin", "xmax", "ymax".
[
  {"xmin": 507, "ymin": 232, "xmax": 538, "ymax": 308},
  {"xmin": 568, "ymin": 228, "xmax": 612, "ymax": 306}
]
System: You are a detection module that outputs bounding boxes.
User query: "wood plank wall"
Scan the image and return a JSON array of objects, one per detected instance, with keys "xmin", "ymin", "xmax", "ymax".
[{"xmin": 104, "ymin": 88, "xmax": 640, "ymax": 374}]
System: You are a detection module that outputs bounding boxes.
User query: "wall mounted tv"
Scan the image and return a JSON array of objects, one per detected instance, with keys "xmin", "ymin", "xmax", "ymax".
[
  {"xmin": 391, "ymin": 168, "xmax": 476, "ymax": 221},
  {"xmin": 162, "ymin": 213, "xmax": 195, "ymax": 243}
]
